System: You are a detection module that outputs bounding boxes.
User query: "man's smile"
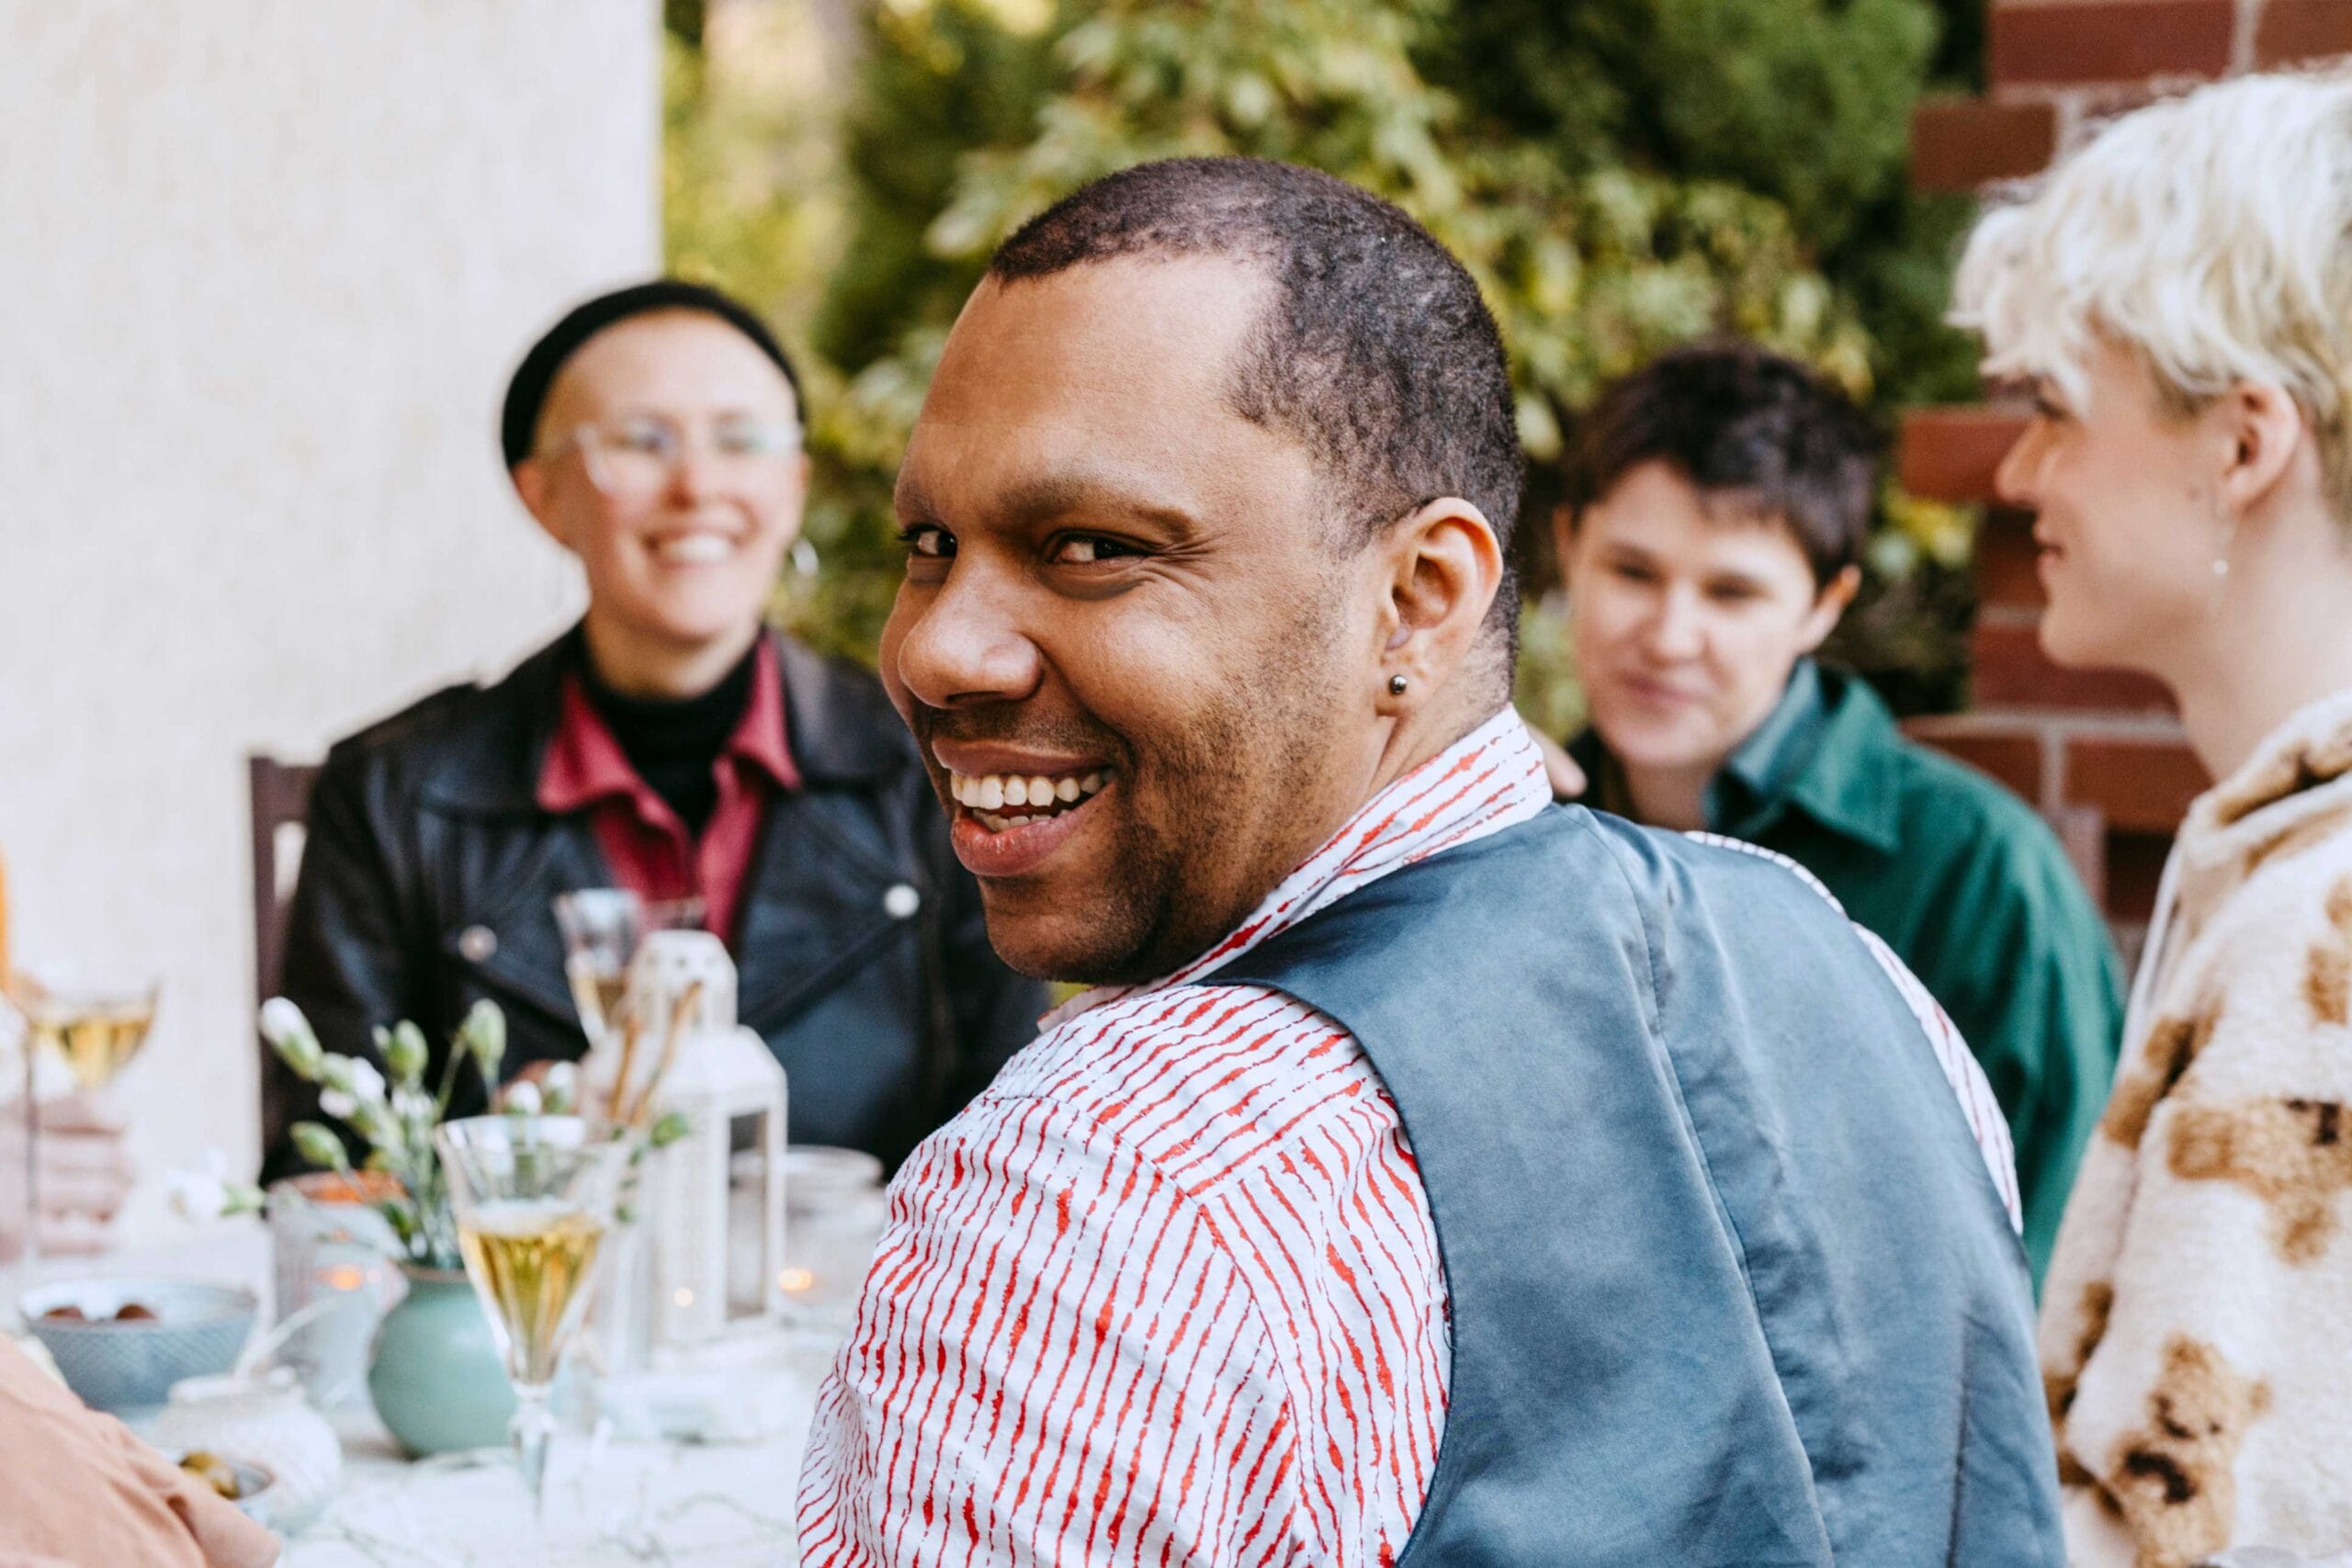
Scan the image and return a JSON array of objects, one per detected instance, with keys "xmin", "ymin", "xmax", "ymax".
[
  {"xmin": 947, "ymin": 765, "xmax": 1111, "ymax": 829},
  {"xmin": 929, "ymin": 740, "xmax": 1119, "ymax": 876}
]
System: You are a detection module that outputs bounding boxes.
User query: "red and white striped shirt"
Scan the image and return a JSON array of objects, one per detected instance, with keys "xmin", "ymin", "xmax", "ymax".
[{"xmin": 797, "ymin": 712, "xmax": 2018, "ymax": 1567}]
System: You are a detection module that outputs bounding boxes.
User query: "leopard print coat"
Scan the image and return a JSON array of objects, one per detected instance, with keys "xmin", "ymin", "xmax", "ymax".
[{"xmin": 2042, "ymin": 686, "xmax": 2352, "ymax": 1568}]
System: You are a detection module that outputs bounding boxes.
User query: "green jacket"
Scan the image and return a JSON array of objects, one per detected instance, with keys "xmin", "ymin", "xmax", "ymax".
[{"xmin": 1571, "ymin": 661, "xmax": 2122, "ymax": 1287}]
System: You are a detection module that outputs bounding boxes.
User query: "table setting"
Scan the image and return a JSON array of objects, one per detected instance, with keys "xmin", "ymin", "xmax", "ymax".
[{"xmin": 3, "ymin": 890, "xmax": 881, "ymax": 1565}]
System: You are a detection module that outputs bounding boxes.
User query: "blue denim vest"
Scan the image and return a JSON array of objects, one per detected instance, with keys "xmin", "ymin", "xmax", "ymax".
[{"xmin": 1199, "ymin": 806, "xmax": 2062, "ymax": 1565}]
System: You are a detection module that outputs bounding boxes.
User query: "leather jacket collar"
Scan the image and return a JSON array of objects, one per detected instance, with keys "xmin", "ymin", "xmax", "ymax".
[{"xmin": 419, "ymin": 626, "xmax": 905, "ymax": 818}]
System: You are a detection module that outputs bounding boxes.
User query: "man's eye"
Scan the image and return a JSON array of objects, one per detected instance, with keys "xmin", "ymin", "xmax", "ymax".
[
  {"xmin": 1609, "ymin": 562, "xmax": 1657, "ymax": 584},
  {"xmin": 609, "ymin": 421, "xmax": 673, "ymax": 457},
  {"xmin": 899, "ymin": 525, "xmax": 955, "ymax": 559},
  {"xmin": 1049, "ymin": 535, "xmax": 1135, "ymax": 566},
  {"xmin": 1709, "ymin": 585, "xmax": 1762, "ymax": 605},
  {"xmin": 717, "ymin": 423, "xmax": 794, "ymax": 457}
]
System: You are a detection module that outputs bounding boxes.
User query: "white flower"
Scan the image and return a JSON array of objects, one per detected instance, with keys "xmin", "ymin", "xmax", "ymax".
[
  {"xmin": 392, "ymin": 1087, "xmax": 434, "ymax": 1124},
  {"xmin": 320, "ymin": 1089, "xmax": 358, "ymax": 1122},
  {"xmin": 345, "ymin": 1059, "xmax": 388, "ymax": 1106},
  {"xmin": 258, "ymin": 998, "xmax": 303, "ymax": 1046},
  {"xmin": 166, "ymin": 1156, "xmax": 229, "ymax": 1222},
  {"xmin": 259, "ymin": 998, "xmax": 323, "ymax": 1076},
  {"xmin": 502, "ymin": 1080, "xmax": 543, "ymax": 1116},
  {"xmin": 165, "ymin": 1149, "xmax": 263, "ymax": 1221},
  {"xmin": 541, "ymin": 1062, "xmax": 579, "ymax": 1113}
]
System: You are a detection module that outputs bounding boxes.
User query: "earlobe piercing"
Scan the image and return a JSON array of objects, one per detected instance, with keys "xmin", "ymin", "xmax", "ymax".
[{"xmin": 1388, "ymin": 674, "xmax": 1409, "ymax": 696}]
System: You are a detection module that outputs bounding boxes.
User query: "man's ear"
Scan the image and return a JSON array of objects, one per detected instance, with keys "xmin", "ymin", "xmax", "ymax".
[
  {"xmin": 1796, "ymin": 563, "xmax": 1862, "ymax": 653},
  {"xmin": 2215, "ymin": 379, "xmax": 2308, "ymax": 519},
  {"xmin": 1376, "ymin": 497, "xmax": 1505, "ymax": 706},
  {"xmin": 510, "ymin": 459, "xmax": 570, "ymax": 552}
]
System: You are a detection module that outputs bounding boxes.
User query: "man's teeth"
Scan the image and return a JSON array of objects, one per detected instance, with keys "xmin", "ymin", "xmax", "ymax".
[
  {"xmin": 652, "ymin": 533, "xmax": 734, "ymax": 565},
  {"xmin": 949, "ymin": 770, "xmax": 1108, "ymax": 819}
]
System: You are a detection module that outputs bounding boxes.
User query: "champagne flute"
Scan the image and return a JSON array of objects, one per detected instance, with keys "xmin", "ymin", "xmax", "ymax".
[
  {"xmin": 552, "ymin": 892, "xmax": 702, "ymax": 1054},
  {"xmin": 436, "ymin": 1115, "xmax": 628, "ymax": 1551}
]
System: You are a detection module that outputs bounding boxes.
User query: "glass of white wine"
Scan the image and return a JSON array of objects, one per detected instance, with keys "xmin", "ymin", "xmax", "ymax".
[
  {"xmin": 552, "ymin": 891, "xmax": 702, "ymax": 1055},
  {"xmin": 435, "ymin": 1115, "xmax": 628, "ymax": 1548},
  {"xmin": 8, "ymin": 974, "xmax": 158, "ymax": 1275}
]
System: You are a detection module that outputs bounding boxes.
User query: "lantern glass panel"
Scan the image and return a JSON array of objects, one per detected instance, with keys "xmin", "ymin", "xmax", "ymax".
[{"xmin": 725, "ymin": 1111, "xmax": 775, "ymax": 1321}]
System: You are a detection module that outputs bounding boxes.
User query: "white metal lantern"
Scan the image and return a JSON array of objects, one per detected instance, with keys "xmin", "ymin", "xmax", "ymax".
[{"xmin": 583, "ymin": 931, "xmax": 787, "ymax": 1354}]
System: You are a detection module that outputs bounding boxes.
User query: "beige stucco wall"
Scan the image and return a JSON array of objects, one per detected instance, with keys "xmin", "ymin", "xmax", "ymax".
[{"xmin": 0, "ymin": 2, "xmax": 660, "ymax": 1231}]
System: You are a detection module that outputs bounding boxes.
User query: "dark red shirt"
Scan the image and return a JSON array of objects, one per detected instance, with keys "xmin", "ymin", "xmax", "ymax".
[{"xmin": 536, "ymin": 640, "xmax": 798, "ymax": 946}]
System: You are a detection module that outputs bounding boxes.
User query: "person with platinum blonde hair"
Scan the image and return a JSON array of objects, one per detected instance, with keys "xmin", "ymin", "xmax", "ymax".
[{"xmin": 1955, "ymin": 67, "xmax": 2352, "ymax": 1566}]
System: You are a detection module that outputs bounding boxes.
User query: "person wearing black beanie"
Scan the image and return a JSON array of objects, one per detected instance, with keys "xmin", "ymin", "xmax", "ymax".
[{"xmin": 265, "ymin": 279, "xmax": 1046, "ymax": 1178}]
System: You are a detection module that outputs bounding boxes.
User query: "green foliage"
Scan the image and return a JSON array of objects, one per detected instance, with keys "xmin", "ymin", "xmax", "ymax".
[{"xmin": 670, "ymin": 0, "xmax": 1984, "ymax": 705}]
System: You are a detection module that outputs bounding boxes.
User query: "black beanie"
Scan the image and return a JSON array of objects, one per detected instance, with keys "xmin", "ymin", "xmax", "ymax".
[{"xmin": 499, "ymin": 278, "xmax": 802, "ymax": 468}]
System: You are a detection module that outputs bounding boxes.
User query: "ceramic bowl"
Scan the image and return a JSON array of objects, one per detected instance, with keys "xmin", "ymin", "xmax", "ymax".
[
  {"xmin": 17, "ymin": 1279, "xmax": 257, "ymax": 1414},
  {"xmin": 164, "ymin": 1450, "xmax": 277, "ymax": 1529}
]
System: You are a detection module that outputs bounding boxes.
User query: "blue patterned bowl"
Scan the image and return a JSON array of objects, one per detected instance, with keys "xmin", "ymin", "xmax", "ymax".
[{"xmin": 18, "ymin": 1279, "xmax": 256, "ymax": 1414}]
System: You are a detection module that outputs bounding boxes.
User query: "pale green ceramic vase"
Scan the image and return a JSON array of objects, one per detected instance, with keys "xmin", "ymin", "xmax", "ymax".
[{"xmin": 367, "ymin": 1265, "xmax": 516, "ymax": 1457}]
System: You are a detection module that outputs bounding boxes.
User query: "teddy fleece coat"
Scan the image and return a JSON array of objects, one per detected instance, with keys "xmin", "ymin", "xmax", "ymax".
[{"xmin": 2042, "ymin": 686, "xmax": 2352, "ymax": 1566}]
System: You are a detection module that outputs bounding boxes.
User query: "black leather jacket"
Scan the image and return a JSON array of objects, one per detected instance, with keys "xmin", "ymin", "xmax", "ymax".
[{"xmin": 266, "ymin": 629, "xmax": 1045, "ymax": 1175}]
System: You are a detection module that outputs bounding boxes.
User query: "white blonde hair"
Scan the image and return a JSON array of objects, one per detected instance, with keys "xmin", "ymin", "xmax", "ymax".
[{"xmin": 1952, "ymin": 68, "xmax": 2352, "ymax": 514}]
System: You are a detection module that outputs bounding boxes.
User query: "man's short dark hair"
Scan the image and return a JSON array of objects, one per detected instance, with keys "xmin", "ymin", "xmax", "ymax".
[
  {"xmin": 989, "ymin": 158, "xmax": 1525, "ymax": 647},
  {"xmin": 1564, "ymin": 343, "xmax": 1880, "ymax": 586}
]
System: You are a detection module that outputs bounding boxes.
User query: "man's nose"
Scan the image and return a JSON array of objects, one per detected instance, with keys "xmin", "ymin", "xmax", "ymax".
[
  {"xmin": 1993, "ymin": 423, "xmax": 2045, "ymax": 512},
  {"xmin": 665, "ymin": 441, "xmax": 718, "ymax": 506},
  {"xmin": 892, "ymin": 568, "xmax": 1046, "ymax": 709},
  {"xmin": 1642, "ymin": 587, "xmax": 1707, "ymax": 661}
]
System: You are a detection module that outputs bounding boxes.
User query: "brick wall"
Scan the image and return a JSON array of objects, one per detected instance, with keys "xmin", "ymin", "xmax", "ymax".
[{"xmin": 1898, "ymin": 0, "xmax": 2352, "ymax": 953}]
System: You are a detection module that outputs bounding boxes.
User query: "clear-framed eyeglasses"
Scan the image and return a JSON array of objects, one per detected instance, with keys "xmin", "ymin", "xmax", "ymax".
[{"xmin": 546, "ymin": 414, "xmax": 804, "ymax": 502}]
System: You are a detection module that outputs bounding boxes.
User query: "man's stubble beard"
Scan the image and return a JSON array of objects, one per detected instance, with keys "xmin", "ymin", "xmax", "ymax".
[{"xmin": 1063, "ymin": 596, "xmax": 1352, "ymax": 988}]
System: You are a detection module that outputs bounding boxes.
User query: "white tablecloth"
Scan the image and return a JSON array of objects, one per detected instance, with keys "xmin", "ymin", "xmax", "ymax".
[
  {"xmin": 68, "ymin": 1224, "xmax": 836, "ymax": 1566},
  {"xmin": 283, "ymin": 1354, "xmax": 829, "ymax": 1566}
]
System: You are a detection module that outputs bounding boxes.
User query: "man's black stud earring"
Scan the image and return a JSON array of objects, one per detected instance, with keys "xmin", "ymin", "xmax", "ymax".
[{"xmin": 1388, "ymin": 674, "xmax": 1408, "ymax": 695}]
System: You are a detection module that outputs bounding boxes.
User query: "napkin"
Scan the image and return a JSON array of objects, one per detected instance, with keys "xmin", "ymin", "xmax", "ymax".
[{"xmin": 0, "ymin": 1335, "xmax": 279, "ymax": 1568}]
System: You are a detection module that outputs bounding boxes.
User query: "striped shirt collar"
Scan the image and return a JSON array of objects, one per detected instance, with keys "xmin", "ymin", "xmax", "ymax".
[{"xmin": 1046, "ymin": 706, "xmax": 1551, "ymax": 1030}]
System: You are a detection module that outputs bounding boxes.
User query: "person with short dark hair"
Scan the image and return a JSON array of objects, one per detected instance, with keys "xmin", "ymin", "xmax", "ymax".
[
  {"xmin": 269, "ymin": 280, "xmax": 1046, "ymax": 1173},
  {"xmin": 794, "ymin": 158, "xmax": 2059, "ymax": 1565},
  {"xmin": 1555, "ymin": 342, "xmax": 2124, "ymax": 1285}
]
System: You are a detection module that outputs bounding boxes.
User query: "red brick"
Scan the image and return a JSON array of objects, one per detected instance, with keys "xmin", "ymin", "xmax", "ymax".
[
  {"xmin": 1912, "ymin": 96, "xmax": 2059, "ymax": 190},
  {"xmin": 1900, "ymin": 407, "xmax": 2027, "ymax": 504},
  {"xmin": 1905, "ymin": 716, "xmax": 2048, "ymax": 807},
  {"xmin": 2256, "ymin": 0, "xmax": 2352, "ymax": 66},
  {"xmin": 1975, "ymin": 510, "xmax": 2046, "ymax": 611},
  {"xmin": 1988, "ymin": 0, "xmax": 2233, "ymax": 87},
  {"xmin": 2065, "ymin": 732, "xmax": 2209, "ymax": 834},
  {"xmin": 1972, "ymin": 620, "xmax": 2176, "ymax": 711}
]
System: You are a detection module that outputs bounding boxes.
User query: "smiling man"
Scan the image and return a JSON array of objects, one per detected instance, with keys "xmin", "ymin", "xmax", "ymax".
[{"xmin": 796, "ymin": 160, "xmax": 2061, "ymax": 1566}]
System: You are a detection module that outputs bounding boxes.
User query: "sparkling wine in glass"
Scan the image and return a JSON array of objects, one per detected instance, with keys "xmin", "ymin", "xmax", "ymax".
[
  {"xmin": 436, "ymin": 1115, "xmax": 628, "ymax": 1545},
  {"xmin": 553, "ymin": 892, "xmax": 702, "ymax": 1054},
  {"xmin": 8, "ymin": 976, "xmax": 157, "ymax": 1277},
  {"xmin": 20, "ymin": 985, "xmax": 157, "ymax": 1091},
  {"xmin": 458, "ymin": 1199, "xmax": 606, "ymax": 1386}
]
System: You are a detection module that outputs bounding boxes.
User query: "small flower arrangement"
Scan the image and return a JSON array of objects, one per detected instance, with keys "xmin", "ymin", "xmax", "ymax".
[
  {"xmin": 251, "ymin": 997, "xmax": 517, "ymax": 1271},
  {"xmin": 175, "ymin": 997, "xmax": 696, "ymax": 1263}
]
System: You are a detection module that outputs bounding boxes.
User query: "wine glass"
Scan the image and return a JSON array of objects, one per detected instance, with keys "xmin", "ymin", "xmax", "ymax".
[
  {"xmin": 6, "ymin": 974, "xmax": 158, "ymax": 1278},
  {"xmin": 435, "ymin": 1115, "xmax": 628, "ymax": 1551},
  {"xmin": 552, "ymin": 892, "xmax": 702, "ymax": 1054}
]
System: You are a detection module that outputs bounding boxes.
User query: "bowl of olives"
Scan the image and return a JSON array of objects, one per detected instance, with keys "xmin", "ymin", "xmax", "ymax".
[
  {"xmin": 17, "ymin": 1279, "xmax": 257, "ymax": 1414},
  {"xmin": 174, "ymin": 1450, "xmax": 277, "ymax": 1527}
]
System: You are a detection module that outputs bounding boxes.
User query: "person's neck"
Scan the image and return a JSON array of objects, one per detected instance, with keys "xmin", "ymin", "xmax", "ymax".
[
  {"xmin": 580, "ymin": 613, "xmax": 764, "ymax": 702},
  {"xmin": 1621, "ymin": 759, "xmax": 1713, "ymax": 831},
  {"xmin": 2163, "ymin": 509, "xmax": 2352, "ymax": 781}
]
